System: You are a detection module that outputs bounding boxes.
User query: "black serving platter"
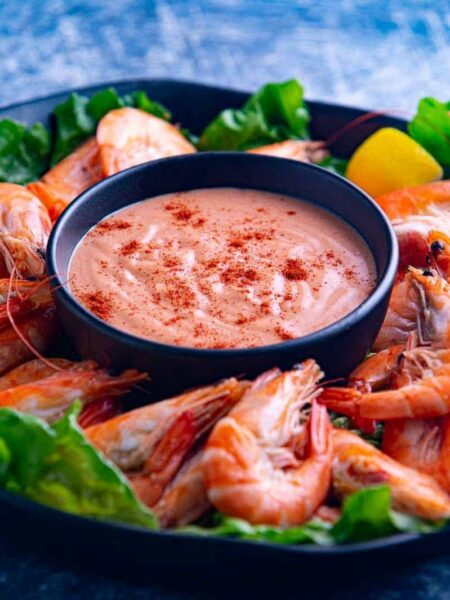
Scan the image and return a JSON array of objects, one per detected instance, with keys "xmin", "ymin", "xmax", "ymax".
[{"xmin": 0, "ymin": 79, "xmax": 441, "ymax": 565}]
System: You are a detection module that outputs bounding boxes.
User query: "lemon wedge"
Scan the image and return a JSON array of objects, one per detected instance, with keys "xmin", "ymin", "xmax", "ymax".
[{"xmin": 346, "ymin": 127, "xmax": 443, "ymax": 197}]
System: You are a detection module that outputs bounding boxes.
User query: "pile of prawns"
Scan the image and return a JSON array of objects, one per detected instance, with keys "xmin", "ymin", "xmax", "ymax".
[{"xmin": 1, "ymin": 102, "xmax": 450, "ymax": 529}]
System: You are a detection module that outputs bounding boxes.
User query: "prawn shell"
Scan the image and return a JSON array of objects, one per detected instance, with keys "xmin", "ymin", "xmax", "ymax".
[{"xmin": 96, "ymin": 107, "xmax": 196, "ymax": 176}]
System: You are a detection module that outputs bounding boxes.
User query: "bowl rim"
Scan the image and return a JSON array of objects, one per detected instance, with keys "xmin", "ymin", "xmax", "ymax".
[{"xmin": 47, "ymin": 151, "xmax": 399, "ymax": 357}]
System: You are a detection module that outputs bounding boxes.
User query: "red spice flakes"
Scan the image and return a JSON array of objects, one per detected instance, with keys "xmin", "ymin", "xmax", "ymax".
[
  {"xmin": 165, "ymin": 283, "xmax": 195, "ymax": 309},
  {"xmin": 79, "ymin": 290, "xmax": 113, "ymax": 320},
  {"xmin": 120, "ymin": 240, "xmax": 141, "ymax": 256},
  {"xmin": 282, "ymin": 258, "xmax": 308, "ymax": 281},
  {"xmin": 173, "ymin": 207, "xmax": 194, "ymax": 221},
  {"xmin": 228, "ymin": 237, "xmax": 244, "ymax": 249},
  {"xmin": 234, "ymin": 315, "xmax": 249, "ymax": 325},
  {"xmin": 163, "ymin": 255, "xmax": 181, "ymax": 269},
  {"xmin": 220, "ymin": 266, "xmax": 259, "ymax": 285},
  {"xmin": 275, "ymin": 325, "xmax": 295, "ymax": 340},
  {"xmin": 324, "ymin": 250, "xmax": 343, "ymax": 268},
  {"xmin": 97, "ymin": 219, "xmax": 131, "ymax": 233},
  {"xmin": 286, "ymin": 210, "xmax": 296, "ymax": 216},
  {"xmin": 164, "ymin": 201, "xmax": 197, "ymax": 223},
  {"xmin": 227, "ymin": 228, "xmax": 275, "ymax": 250},
  {"xmin": 205, "ymin": 258, "xmax": 220, "ymax": 270},
  {"xmin": 260, "ymin": 301, "xmax": 270, "ymax": 314},
  {"xmin": 244, "ymin": 228, "xmax": 275, "ymax": 242},
  {"xmin": 164, "ymin": 316, "xmax": 182, "ymax": 326},
  {"xmin": 193, "ymin": 323, "xmax": 208, "ymax": 338},
  {"xmin": 244, "ymin": 231, "xmax": 266, "ymax": 241},
  {"xmin": 210, "ymin": 342, "xmax": 227, "ymax": 349}
]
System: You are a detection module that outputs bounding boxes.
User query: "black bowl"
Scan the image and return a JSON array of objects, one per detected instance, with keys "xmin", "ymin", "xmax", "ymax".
[{"xmin": 47, "ymin": 152, "xmax": 398, "ymax": 396}]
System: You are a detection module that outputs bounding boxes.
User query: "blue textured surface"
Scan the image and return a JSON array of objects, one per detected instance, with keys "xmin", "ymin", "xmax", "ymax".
[
  {"xmin": 0, "ymin": 0, "xmax": 449, "ymax": 111},
  {"xmin": 0, "ymin": 1, "xmax": 450, "ymax": 598}
]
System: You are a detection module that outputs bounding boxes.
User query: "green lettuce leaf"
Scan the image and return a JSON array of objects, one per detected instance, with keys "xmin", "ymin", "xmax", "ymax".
[
  {"xmin": 183, "ymin": 486, "xmax": 443, "ymax": 545},
  {"xmin": 331, "ymin": 414, "xmax": 384, "ymax": 448},
  {"xmin": 182, "ymin": 514, "xmax": 333, "ymax": 545},
  {"xmin": 124, "ymin": 90, "xmax": 172, "ymax": 122},
  {"xmin": 317, "ymin": 155, "xmax": 348, "ymax": 177},
  {"xmin": 51, "ymin": 87, "xmax": 172, "ymax": 166},
  {"xmin": 408, "ymin": 97, "xmax": 450, "ymax": 167},
  {"xmin": 331, "ymin": 486, "xmax": 439, "ymax": 543},
  {"xmin": 0, "ymin": 119, "xmax": 52, "ymax": 184},
  {"xmin": 198, "ymin": 79, "xmax": 310, "ymax": 151},
  {"xmin": 0, "ymin": 403, "xmax": 158, "ymax": 529}
]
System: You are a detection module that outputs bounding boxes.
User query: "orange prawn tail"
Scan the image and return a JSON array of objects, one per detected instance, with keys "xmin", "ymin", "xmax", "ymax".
[
  {"xmin": 27, "ymin": 138, "xmax": 103, "ymax": 222},
  {"xmin": 130, "ymin": 411, "xmax": 197, "ymax": 507},
  {"xmin": 308, "ymin": 400, "xmax": 332, "ymax": 459},
  {"xmin": 319, "ymin": 387, "xmax": 362, "ymax": 418},
  {"xmin": 26, "ymin": 181, "xmax": 66, "ymax": 223},
  {"xmin": 130, "ymin": 389, "xmax": 241, "ymax": 508}
]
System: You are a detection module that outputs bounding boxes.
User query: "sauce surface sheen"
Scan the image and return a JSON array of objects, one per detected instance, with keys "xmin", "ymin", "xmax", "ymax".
[{"xmin": 69, "ymin": 188, "xmax": 376, "ymax": 348}]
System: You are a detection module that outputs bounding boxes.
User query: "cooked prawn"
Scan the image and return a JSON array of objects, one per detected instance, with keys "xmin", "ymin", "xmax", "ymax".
[
  {"xmin": 86, "ymin": 378, "xmax": 247, "ymax": 511},
  {"xmin": 249, "ymin": 140, "xmax": 327, "ymax": 163},
  {"xmin": 427, "ymin": 231, "xmax": 450, "ymax": 280},
  {"xmin": 321, "ymin": 364, "xmax": 450, "ymax": 421},
  {"xmin": 0, "ymin": 357, "xmax": 84, "ymax": 390},
  {"xmin": 332, "ymin": 428, "xmax": 450, "ymax": 520},
  {"xmin": 382, "ymin": 417, "xmax": 444, "ymax": 475},
  {"xmin": 27, "ymin": 138, "xmax": 103, "ymax": 222},
  {"xmin": 203, "ymin": 362, "xmax": 332, "ymax": 527},
  {"xmin": 96, "ymin": 107, "xmax": 196, "ymax": 176},
  {"xmin": 376, "ymin": 180, "xmax": 450, "ymax": 221},
  {"xmin": 348, "ymin": 344, "xmax": 405, "ymax": 393},
  {"xmin": 152, "ymin": 449, "xmax": 209, "ymax": 528},
  {"xmin": 0, "ymin": 278, "xmax": 53, "ymax": 330},
  {"xmin": 376, "ymin": 181, "xmax": 450, "ymax": 275},
  {"xmin": 390, "ymin": 346, "xmax": 450, "ymax": 389},
  {"xmin": 0, "ymin": 184, "xmax": 51, "ymax": 278},
  {"xmin": 382, "ymin": 416, "xmax": 450, "ymax": 494},
  {"xmin": 322, "ymin": 345, "xmax": 450, "ymax": 421},
  {"xmin": 0, "ymin": 356, "xmax": 119, "ymax": 427},
  {"xmin": 0, "ymin": 364, "xmax": 146, "ymax": 422},
  {"xmin": 346, "ymin": 345, "xmax": 406, "ymax": 434},
  {"xmin": 0, "ymin": 308, "xmax": 56, "ymax": 375},
  {"xmin": 77, "ymin": 396, "xmax": 123, "ymax": 429},
  {"xmin": 373, "ymin": 268, "xmax": 450, "ymax": 351}
]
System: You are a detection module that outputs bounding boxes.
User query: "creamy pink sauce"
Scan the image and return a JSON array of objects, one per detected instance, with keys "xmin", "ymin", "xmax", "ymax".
[{"xmin": 69, "ymin": 188, "xmax": 376, "ymax": 349}]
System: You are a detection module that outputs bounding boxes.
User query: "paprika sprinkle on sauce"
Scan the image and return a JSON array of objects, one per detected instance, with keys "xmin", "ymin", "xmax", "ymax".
[
  {"xmin": 69, "ymin": 188, "xmax": 376, "ymax": 349},
  {"xmin": 78, "ymin": 290, "xmax": 113, "ymax": 320}
]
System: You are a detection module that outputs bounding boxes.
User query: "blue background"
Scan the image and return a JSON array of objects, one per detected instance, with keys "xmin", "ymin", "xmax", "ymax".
[
  {"xmin": 0, "ymin": 0, "xmax": 450, "ymax": 598},
  {"xmin": 0, "ymin": 0, "xmax": 449, "ymax": 111}
]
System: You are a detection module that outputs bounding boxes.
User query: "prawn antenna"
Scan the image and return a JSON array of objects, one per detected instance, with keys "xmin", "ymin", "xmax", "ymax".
[
  {"xmin": 324, "ymin": 109, "xmax": 409, "ymax": 148},
  {"xmin": 6, "ymin": 266, "xmax": 64, "ymax": 372}
]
